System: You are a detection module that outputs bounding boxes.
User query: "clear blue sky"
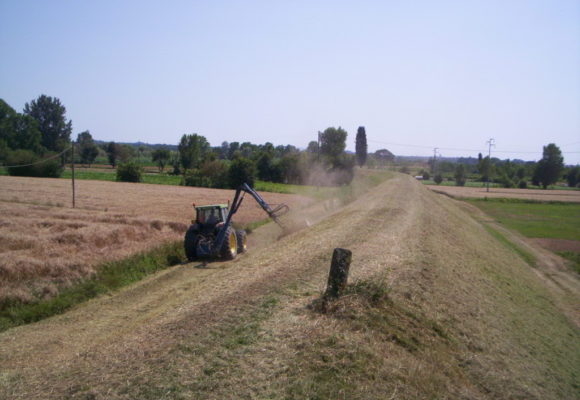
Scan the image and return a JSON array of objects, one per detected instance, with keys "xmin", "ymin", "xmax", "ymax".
[{"xmin": 1, "ymin": 0, "xmax": 579, "ymax": 163}]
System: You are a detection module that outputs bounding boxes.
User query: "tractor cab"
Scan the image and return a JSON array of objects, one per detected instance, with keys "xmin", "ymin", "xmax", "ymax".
[{"xmin": 194, "ymin": 204, "xmax": 228, "ymax": 228}]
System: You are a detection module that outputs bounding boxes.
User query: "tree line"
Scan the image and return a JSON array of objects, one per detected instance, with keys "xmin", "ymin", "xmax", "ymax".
[
  {"xmin": 1, "ymin": 95, "xmax": 367, "ymax": 187},
  {"xmin": 427, "ymin": 143, "xmax": 579, "ymax": 189}
]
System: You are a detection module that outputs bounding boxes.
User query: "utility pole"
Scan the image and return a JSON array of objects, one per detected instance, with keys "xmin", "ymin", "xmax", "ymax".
[
  {"xmin": 486, "ymin": 138, "xmax": 495, "ymax": 192},
  {"xmin": 432, "ymin": 147, "xmax": 439, "ymax": 175},
  {"xmin": 71, "ymin": 143, "xmax": 76, "ymax": 208}
]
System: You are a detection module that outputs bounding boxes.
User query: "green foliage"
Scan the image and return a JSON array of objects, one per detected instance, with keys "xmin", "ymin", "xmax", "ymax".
[
  {"xmin": 320, "ymin": 126, "xmax": 347, "ymax": 165},
  {"xmin": 565, "ymin": 166, "xmax": 579, "ymax": 188},
  {"xmin": 5, "ymin": 149, "xmax": 63, "ymax": 177},
  {"xmin": 178, "ymin": 133, "xmax": 209, "ymax": 170},
  {"xmin": 0, "ymin": 99, "xmax": 43, "ymax": 153},
  {"xmin": 434, "ymin": 173, "xmax": 443, "ymax": 184},
  {"xmin": 76, "ymin": 130, "xmax": 98, "ymax": 166},
  {"xmin": 534, "ymin": 143, "xmax": 564, "ymax": 189},
  {"xmin": 421, "ymin": 170, "xmax": 431, "ymax": 180},
  {"xmin": 116, "ymin": 161, "xmax": 143, "ymax": 182},
  {"xmin": 355, "ymin": 126, "xmax": 367, "ymax": 167},
  {"xmin": 23, "ymin": 95, "xmax": 72, "ymax": 153},
  {"xmin": 106, "ymin": 141, "xmax": 119, "ymax": 167},
  {"xmin": 518, "ymin": 180, "xmax": 527, "ymax": 189},
  {"xmin": 454, "ymin": 164, "xmax": 466, "ymax": 186},
  {"xmin": 229, "ymin": 157, "xmax": 256, "ymax": 188},
  {"xmin": 152, "ymin": 148, "xmax": 171, "ymax": 172}
]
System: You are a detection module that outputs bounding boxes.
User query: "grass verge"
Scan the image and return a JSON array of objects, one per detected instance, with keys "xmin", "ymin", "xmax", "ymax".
[
  {"xmin": 557, "ymin": 251, "xmax": 580, "ymax": 274},
  {"xmin": 482, "ymin": 224, "xmax": 537, "ymax": 267},
  {"xmin": 0, "ymin": 241, "xmax": 183, "ymax": 332}
]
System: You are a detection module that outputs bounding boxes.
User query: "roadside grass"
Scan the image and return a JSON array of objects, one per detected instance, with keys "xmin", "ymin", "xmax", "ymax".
[
  {"xmin": 467, "ymin": 198, "xmax": 580, "ymax": 241},
  {"xmin": 0, "ymin": 241, "xmax": 183, "ymax": 332},
  {"xmin": 557, "ymin": 251, "xmax": 580, "ymax": 274},
  {"xmin": 482, "ymin": 224, "xmax": 537, "ymax": 267},
  {"xmin": 62, "ymin": 169, "xmax": 182, "ymax": 185}
]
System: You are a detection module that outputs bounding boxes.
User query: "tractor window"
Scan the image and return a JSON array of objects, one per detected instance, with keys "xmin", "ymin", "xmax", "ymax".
[{"xmin": 197, "ymin": 207, "xmax": 223, "ymax": 224}]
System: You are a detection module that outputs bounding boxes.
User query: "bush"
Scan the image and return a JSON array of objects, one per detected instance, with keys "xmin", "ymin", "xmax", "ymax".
[
  {"xmin": 200, "ymin": 160, "xmax": 229, "ymax": 188},
  {"xmin": 5, "ymin": 150, "xmax": 63, "ymax": 178},
  {"xmin": 116, "ymin": 162, "xmax": 142, "ymax": 182},
  {"xmin": 399, "ymin": 166, "xmax": 410, "ymax": 174},
  {"xmin": 422, "ymin": 170, "xmax": 430, "ymax": 180},
  {"xmin": 518, "ymin": 180, "xmax": 527, "ymax": 189},
  {"xmin": 181, "ymin": 169, "xmax": 212, "ymax": 187},
  {"xmin": 229, "ymin": 157, "xmax": 256, "ymax": 188},
  {"xmin": 434, "ymin": 173, "xmax": 443, "ymax": 185}
]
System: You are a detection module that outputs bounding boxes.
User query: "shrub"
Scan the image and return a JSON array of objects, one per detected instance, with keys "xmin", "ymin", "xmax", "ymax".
[
  {"xmin": 200, "ymin": 160, "xmax": 229, "ymax": 188},
  {"xmin": 422, "ymin": 170, "xmax": 430, "ymax": 180},
  {"xmin": 229, "ymin": 157, "xmax": 256, "ymax": 188},
  {"xmin": 434, "ymin": 173, "xmax": 443, "ymax": 185},
  {"xmin": 399, "ymin": 166, "xmax": 410, "ymax": 174},
  {"xmin": 116, "ymin": 162, "xmax": 142, "ymax": 182},
  {"xmin": 518, "ymin": 180, "xmax": 527, "ymax": 189},
  {"xmin": 5, "ymin": 150, "xmax": 63, "ymax": 178},
  {"xmin": 181, "ymin": 169, "xmax": 212, "ymax": 188}
]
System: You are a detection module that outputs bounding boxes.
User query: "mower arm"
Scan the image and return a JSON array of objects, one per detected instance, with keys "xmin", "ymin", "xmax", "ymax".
[{"xmin": 213, "ymin": 183, "xmax": 289, "ymax": 255}]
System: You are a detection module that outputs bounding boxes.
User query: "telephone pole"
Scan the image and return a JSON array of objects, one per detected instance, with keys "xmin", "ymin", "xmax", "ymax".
[
  {"xmin": 432, "ymin": 147, "xmax": 439, "ymax": 175},
  {"xmin": 486, "ymin": 138, "xmax": 495, "ymax": 192}
]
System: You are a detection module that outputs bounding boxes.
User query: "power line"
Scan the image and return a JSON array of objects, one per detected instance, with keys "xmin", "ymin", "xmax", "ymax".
[
  {"xmin": 366, "ymin": 139, "xmax": 580, "ymax": 154},
  {"xmin": 1, "ymin": 146, "xmax": 72, "ymax": 168}
]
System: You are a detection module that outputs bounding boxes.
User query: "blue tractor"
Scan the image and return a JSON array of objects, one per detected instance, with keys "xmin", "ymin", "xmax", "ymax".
[{"xmin": 184, "ymin": 183, "xmax": 289, "ymax": 261}]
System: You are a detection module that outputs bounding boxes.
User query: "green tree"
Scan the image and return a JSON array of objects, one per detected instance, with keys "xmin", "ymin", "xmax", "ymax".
[
  {"xmin": 0, "ymin": 99, "xmax": 42, "ymax": 153},
  {"xmin": 23, "ymin": 95, "xmax": 72, "ymax": 153},
  {"xmin": 454, "ymin": 164, "xmax": 466, "ymax": 186},
  {"xmin": 434, "ymin": 173, "xmax": 443, "ymax": 185},
  {"xmin": 106, "ymin": 141, "xmax": 120, "ymax": 167},
  {"xmin": 320, "ymin": 127, "xmax": 347, "ymax": 165},
  {"xmin": 116, "ymin": 161, "xmax": 142, "ymax": 182},
  {"xmin": 178, "ymin": 133, "xmax": 209, "ymax": 170},
  {"xmin": 355, "ymin": 126, "xmax": 367, "ymax": 167},
  {"xmin": 534, "ymin": 143, "xmax": 564, "ymax": 189},
  {"xmin": 152, "ymin": 148, "xmax": 171, "ymax": 172},
  {"xmin": 565, "ymin": 166, "xmax": 579, "ymax": 188},
  {"xmin": 76, "ymin": 131, "xmax": 98, "ymax": 166},
  {"xmin": 229, "ymin": 157, "xmax": 256, "ymax": 188}
]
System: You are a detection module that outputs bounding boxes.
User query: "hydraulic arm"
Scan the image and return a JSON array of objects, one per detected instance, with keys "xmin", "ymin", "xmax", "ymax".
[{"xmin": 212, "ymin": 183, "xmax": 289, "ymax": 256}]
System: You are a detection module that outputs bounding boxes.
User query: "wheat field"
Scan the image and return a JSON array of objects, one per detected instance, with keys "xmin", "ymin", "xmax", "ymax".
[{"xmin": 0, "ymin": 176, "xmax": 308, "ymax": 304}]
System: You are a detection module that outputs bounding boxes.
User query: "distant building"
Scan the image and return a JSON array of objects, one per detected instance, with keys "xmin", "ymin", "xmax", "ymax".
[{"xmin": 374, "ymin": 149, "xmax": 395, "ymax": 167}]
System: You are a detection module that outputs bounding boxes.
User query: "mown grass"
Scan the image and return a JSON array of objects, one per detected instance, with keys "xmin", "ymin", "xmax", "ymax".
[
  {"xmin": 468, "ymin": 198, "xmax": 580, "ymax": 241},
  {"xmin": 0, "ymin": 241, "xmax": 184, "ymax": 332}
]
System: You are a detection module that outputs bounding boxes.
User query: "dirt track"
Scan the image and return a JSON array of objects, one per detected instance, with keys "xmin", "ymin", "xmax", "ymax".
[
  {"xmin": 1, "ymin": 175, "xmax": 578, "ymax": 399},
  {"xmin": 428, "ymin": 185, "xmax": 580, "ymax": 202}
]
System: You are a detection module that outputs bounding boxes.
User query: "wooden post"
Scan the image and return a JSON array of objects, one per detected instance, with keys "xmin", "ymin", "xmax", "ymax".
[
  {"xmin": 71, "ymin": 144, "xmax": 76, "ymax": 208},
  {"xmin": 324, "ymin": 248, "xmax": 352, "ymax": 299}
]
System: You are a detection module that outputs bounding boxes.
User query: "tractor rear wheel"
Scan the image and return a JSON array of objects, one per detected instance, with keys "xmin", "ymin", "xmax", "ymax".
[
  {"xmin": 236, "ymin": 229, "xmax": 247, "ymax": 253},
  {"xmin": 220, "ymin": 227, "xmax": 238, "ymax": 260},
  {"xmin": 184, "ymin": 225, "xmax": 199, "ymax": 261}
]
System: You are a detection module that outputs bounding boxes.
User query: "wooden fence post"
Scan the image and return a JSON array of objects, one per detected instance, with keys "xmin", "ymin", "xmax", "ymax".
[{"xmin": 325, "ymin": 248, "xmax": 352, "ymax": 299}]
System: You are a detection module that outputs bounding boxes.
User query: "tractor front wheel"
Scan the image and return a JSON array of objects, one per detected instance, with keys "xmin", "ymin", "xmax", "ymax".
[{"xmin": 236, "ymin": 229, "xmax": 247, "ymax": 253}]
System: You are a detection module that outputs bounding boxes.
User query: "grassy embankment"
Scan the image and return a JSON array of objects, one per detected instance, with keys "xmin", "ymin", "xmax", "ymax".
[
  {"xmin": 126, "ymin": 176, "xmax": 579, "ymax": 399},
  {"xmin": 0, "ymin": 241, "xmax": 183, "ymax": 332},
  {"xmin": 468, "ymin": 198, "xmax": 580, "ymax": 273},
  {"xmin": 0, "ymin": 170, "xmax": 392, "ymax": 332}
]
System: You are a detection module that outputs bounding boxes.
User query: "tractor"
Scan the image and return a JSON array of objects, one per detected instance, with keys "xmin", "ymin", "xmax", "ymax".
[{"xmin": 184, "ymin": 183, "xmax": 289, "ymax": 261}]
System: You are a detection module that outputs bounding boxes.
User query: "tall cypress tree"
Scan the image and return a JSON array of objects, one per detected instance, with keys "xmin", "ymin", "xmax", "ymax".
[{"xmin": 355, "ymin": 126, "xmax": 367, "ymax": 167}]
